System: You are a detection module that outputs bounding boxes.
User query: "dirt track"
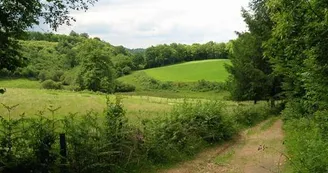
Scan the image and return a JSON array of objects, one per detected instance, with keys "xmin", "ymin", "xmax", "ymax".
[{"xmin": 161, "ymin": 118, "xmax": 285, "ymax": 173}]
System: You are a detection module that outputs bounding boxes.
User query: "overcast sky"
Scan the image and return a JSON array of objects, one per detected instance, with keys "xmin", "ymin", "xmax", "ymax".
[{"xmin": 35, "ymin": 0, "xmax": 250, "ymax": 48}]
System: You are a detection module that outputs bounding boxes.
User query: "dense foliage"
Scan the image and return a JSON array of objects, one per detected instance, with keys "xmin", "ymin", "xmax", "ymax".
[
  {"xmin": 144, "ymin": 42, "xmax": 229, "ymax": 68},
  {"xmin": 265, "ymin": 0, "xmax": 328, "ymax": 171},
  {"xmin": 0, "ymin": 0, "xmax": 97, "ymax": 71},
  {"xmin": 226, "ymin": 0, "xmax": 281, "ymax": 105},
  {"xmin": 227, "ymin": 0, "xmax": 328, "ymax": 171},
  {"xmin": 1, "ymin": 32, "xmax": 138, "ymax": 93}
]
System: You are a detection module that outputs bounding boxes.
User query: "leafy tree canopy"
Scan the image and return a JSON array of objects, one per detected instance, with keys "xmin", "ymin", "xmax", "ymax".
[{"xmin": 0, "ymin": 0, "xmax": 97, "ymax": 71}]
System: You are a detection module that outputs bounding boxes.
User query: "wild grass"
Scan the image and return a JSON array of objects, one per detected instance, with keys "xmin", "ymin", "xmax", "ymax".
[
  {"xmin": 214, "ymin": 149, "xmax": 235, "ymax": 166},
  {"xmin": 0, "ymin": 78, "xmax": 41, "ymax": 89},
  {"xmin": 119, "ymin": 90, "xmax": 230, "ymax": 100},
  {"xmin": 0, "ymin": 88, "xmax": 174, "ymax": 125},
  {"xmin": 260, "ymin": 116, "xmax": 279, "ymax": 131}
]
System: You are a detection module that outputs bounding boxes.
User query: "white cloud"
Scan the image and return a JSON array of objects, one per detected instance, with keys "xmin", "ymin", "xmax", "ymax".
[{"xmin": 54, "ymin": 0, "xmax": 250, "ymax": 48}]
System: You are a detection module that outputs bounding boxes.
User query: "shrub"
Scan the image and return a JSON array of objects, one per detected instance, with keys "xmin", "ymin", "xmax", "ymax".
[
  {"xmin": 50, "ymin": 70, "xmax": 64, "ymax": 82},
  {"xmin": 232, "ymin": 104, "xmax": 271, "ymax": 127},
  {"xmin": 38, "ymin": 70, "xmax": 48, "ymax": 81},
  {"xmin": 41, "ymin": 79, "xmax": 62, "ymax": 89},
  {"xmin": 20, "ymin": 66, "xmax": 38, "ymax": 78},
  {"xmin": 143, "ymin": 101, "xmax": 236, "ymax": 163},
  {"xmin": 114, "ymin": 80, "xmax": 136, "ymax": 92},
  {"xmin": 38, "ymin": 70, "xmax": 64, "ymax": 82},
  {"xmin": 122, "ymin": 66, "xmax": 132, "ymax": 75},
  {"xmin": 0, "ymin": 68, "xmax": 13, "ymax": 77},
  {"xmin": 191, "ymin": 79, "xmax": 227, "ymax": 92}
]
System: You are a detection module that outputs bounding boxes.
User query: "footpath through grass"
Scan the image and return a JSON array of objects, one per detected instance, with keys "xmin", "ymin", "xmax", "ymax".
[{"xmin": 161, "ymin": 117, "xmax": 285, "ymax": 173}]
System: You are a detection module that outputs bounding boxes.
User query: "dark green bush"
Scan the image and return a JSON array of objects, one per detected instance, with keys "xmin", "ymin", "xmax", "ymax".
[
  {"xmin": 19, "ymin": 66, "xmax": 38, "ymax": 78},
  {"xmin": 114, "ymin": 80, "xmax": 136, "ymax": 92},
  {"xmin": 41, "ymin": 79, "xmax": 62, "ymax": 89},
  {"xmin": 38, "ymin": 70, "xmax": 64, "ymax": 82},
  {"xmin": 0, "ymin": 68, "xmax": 13, "ymax": 77},
  {"xmin": 38, "ymin": 70, "xmax": 48, "ymax": 81}
]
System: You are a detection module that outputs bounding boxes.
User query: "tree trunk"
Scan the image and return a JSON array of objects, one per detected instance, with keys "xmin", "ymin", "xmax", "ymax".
[{"xmin": 270, "ymin": 99, "xmax": 275, "ymax": 108}]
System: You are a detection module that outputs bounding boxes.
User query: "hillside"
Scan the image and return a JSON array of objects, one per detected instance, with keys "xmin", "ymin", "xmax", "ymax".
[
  {"xmin": 145, "ymin": 59, "xmax": 230, "ymax": 82},
  {"xmin": 119, "ymin": 59, "xmax": 231, "ymax": 84}
]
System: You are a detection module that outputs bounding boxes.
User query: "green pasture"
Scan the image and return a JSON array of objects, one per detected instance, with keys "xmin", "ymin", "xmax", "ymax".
[{"xmin": 143, "ymin": 59, "xmax": 230, "ymax": 82}]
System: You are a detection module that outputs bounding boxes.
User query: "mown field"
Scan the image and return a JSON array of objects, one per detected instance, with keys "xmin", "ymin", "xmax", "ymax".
[{"xmin": 121, "ymin": 59, "xmax": 231, "ymax": 83}]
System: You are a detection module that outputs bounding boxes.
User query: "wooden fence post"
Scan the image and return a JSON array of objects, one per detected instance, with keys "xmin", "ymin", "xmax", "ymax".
[{"xmin": 60, "ymin": 133, "xmax": 68, "ymax": 173}]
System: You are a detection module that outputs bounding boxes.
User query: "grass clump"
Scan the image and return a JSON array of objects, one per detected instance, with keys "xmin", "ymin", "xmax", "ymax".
[{"xmin": 214, "ymin": 149, "xmax": 235, "ymax": 166}]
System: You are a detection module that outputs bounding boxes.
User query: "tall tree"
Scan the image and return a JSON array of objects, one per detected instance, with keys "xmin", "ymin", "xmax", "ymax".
[
  {"xmin": 226, "ymin": 0, "xmax": 281, "ymax": 105},
  {"xmin": 0, "ymin": 0, "xmax": 97, "ymax": 71},
  {"xmin": 76, "ymin": 39, "xmax": 115, "ymax": 93},
  {"xmin": 226, "ymin": 32, "xmax": 268, "ymax": 103}
]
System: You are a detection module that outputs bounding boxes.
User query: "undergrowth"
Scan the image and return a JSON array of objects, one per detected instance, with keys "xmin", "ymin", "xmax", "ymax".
[
  {"xmin": 283, "ymin": 101, "xmax": 328, "ymax": 173},
  {"xmin": 0, "ymin": 97, "xmax": 275, "ymax": 172}
]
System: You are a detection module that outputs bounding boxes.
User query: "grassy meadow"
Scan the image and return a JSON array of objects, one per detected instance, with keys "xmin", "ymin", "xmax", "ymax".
[
  {"xmin": 0, "ymin": 79, "xmax": 229, "ymax": 126},
  {"xmin": 0, "ymin": 88, "xmax": 169, "ymax": 125},
  {"xmin": 0, "ymin": 78, "xmax": 260, "ymax": 127},
  {"xmin": 122, "ymin": 59, "xmax": 231, "ymax": 83}
]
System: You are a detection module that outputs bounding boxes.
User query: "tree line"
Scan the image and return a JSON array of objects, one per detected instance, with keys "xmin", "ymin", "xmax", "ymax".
[
  {"xmin": 227, "ymin": 0, "xmax": 328, "ymax": 114},
  {"xmin": 227, "ymin": 0, "xmax": 328, "ymax": 171},
  {"xmin": 143, "ymin": 41, "xmax": 229, "ymax": 68}
]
